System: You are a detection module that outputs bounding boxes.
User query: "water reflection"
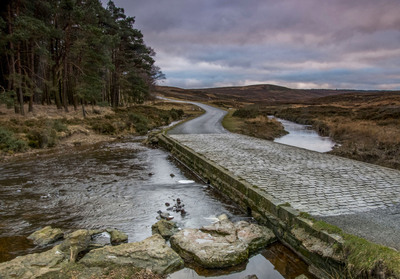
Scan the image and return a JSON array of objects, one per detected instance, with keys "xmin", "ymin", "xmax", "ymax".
[
  {"xmin": 272, "ymin": 117, "xmax": 335, "ymax": 152},
  {"xmin": 169, "ymin": 243, "xmax": 315, "ymax": 279}
]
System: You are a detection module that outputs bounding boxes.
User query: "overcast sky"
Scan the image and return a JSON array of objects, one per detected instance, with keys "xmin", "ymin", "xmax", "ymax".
[{"xmin": 109, "ymin": 0, "xmax": 400, "ymax": 90}]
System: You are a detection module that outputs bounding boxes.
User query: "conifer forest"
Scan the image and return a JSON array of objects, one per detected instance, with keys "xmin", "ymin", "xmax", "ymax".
[{"xmin": 0, "ymin": 0, "xmax": 164, "ymax": 115}]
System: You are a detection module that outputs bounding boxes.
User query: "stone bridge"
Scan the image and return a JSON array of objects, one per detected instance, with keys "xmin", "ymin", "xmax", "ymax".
[
  {"xmin": 170, "ymin": 133, "xmax": 400, "ymax": 217},
  {"xmin": 159, "ymin": 98, "xmax": 400, "ymax": 276},
  {"xmin": 167, "ymin": 132, "xmax": 400, "ymax": 250},
  {"xmin": 162, "ymin": 98, "xmax": 400, "ymax": 252}
]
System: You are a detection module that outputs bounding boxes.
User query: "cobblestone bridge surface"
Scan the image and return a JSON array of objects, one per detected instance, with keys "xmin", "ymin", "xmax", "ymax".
[{"xmin": 171, "ymin": 133, "xmax": 400, "ymax": 216}]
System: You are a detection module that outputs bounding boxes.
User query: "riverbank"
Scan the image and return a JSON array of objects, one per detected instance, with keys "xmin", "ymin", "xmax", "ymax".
[{"xmin": 0, "ymin": 101, "xmax": 202, "ymax": 162}]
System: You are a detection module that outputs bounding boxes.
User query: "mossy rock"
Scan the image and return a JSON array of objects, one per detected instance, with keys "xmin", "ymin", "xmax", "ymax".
[
  {"xmin": 27, "ymin": 226, "xmax": 64, "ymax": 246},
  {"xmin": 152, "ymin": 219, "xmax": 179, "ymax": 240}
]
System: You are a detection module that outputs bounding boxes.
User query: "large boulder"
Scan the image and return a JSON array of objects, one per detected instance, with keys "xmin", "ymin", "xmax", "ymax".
[
  {"xmin": 0, "ymin": 230, "xmax": 182, "ymax": 279},
  {"xmin": 170, "ymin": 228, "xmax": 249, "ymax": 268},
  {"xmin": 27, "ymin": 226, "xmax": 64, "ymax": 246},
  {"xmin": 170, "ymin": 218, "xmax": 276, "ymax": 269},
  {"xmin": 152, "ymin": 219, "xmax": 179, "ymax": 239},
  {"xmin": 0, "ymin": 245, "xmax": 67, "ymax": 279},
  {"xmin": 79, "ymin": 234, "xmax": 184, "ymax": 274}
]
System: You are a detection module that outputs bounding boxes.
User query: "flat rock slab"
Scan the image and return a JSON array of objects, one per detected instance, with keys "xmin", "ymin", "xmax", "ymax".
[
  {"xmin": 0, "ymin": 245, "xmax": 67, "ymax": 279},
  {"xmin": 79, "ymin": 234, "xmax": 184, "ymax": 274},
  {"xmin": 170, "ymin": 219, "xmax": 276, "ymax": 268}
]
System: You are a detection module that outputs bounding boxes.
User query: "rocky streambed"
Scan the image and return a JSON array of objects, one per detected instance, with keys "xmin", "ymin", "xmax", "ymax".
[
  {"xmin": 0, "ymin": 215, "xmax": 304, "ymax": 279},
  {"xmin": 0, "ymin": 216, "xmax": 316, "ymax": 279}
]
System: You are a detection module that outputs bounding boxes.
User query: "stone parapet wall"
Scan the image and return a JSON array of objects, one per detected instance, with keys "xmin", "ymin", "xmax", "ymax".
[{"xmin": 157, "ymin": 133, "xmax": 345, "ymax": 278}]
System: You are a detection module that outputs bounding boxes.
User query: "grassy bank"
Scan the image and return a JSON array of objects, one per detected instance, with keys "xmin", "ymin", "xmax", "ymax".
[
  {"xmin": 222, "ymin": 109, "xmax": 288, "ymax": 140},
  {"xmin": 298, "ymin": 213, "xmax": 400, "ymax": 278},
  {"xmin": 0, "ymin": 101, "xmax": 201, "ymax": 160}
]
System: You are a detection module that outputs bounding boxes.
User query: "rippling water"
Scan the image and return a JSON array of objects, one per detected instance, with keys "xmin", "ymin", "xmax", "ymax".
[
  {"xmin": 273, "ymin": 118, "xmax": 336, "ymax": 152},
  {"xmin": 0, "ymin": 137, "xmax": 314, "ymax": 278}
]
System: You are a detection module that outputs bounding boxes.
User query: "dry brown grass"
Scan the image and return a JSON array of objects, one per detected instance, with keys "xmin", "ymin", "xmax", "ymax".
[
  {"xmin": 223, "ymin": 110, "xmax": 287, "ymax": 140},
  {"xmin": 0, "ymin": 101, "xmax": 195, "ymax": 161},
  {"xmin": 0, "ymin": 104, "xmax": 114, "ymax": 121},
  {"xmin": 326, "ymin": 118, "xmax": 400, "ymax": 145},
  {"xmin": 221, "ymin": 92, "xmax": 400, "ymax": 170}
]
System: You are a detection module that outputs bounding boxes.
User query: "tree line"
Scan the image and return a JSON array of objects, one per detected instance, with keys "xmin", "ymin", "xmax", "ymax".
[{"xmin": 0, "ymin": 0, "xmax": 164, "ymax": 116}]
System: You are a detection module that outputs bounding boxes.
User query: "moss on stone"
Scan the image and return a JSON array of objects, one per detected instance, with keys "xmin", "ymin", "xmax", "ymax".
[{"xmin": 343, "ymin": 234, "xmax": 400, "ymax": 278}]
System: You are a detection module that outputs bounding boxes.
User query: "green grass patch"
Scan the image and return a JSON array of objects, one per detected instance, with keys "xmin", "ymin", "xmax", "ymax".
[
  {"xmin": 300, "ymin": 215, "xmax": 400, "ymax": 277},
  {"xmin": 277, "ymin": 202, "xmax": 291, "ymax": 208},
  {"xmin": 128, "ymin": 112, "xmax": 149, "ymax": 135},
  {"xmin": 299, "ymin": 211, "xmax": 314, "ymax": 220},
  {"xmin": 313, "ymin": 220, "xmax": 343, "ymax": 235},
  {"xmin": 343, "ymin": 234, "xmax": 400, "ymax": 278},
  {"xmin": 297, "ymin": 212, "xmax": 400, "ymax": 277},
  {"xmin": 0, "ymin": 127, "xmax": 27, "ymax": 152},
  {"xmin": 222, "ymin": 109, "xmax": 242, "ymax": 132},
  {"xmin": 88, "ymin": 106, "xmax": 187, "ymax": 136}
]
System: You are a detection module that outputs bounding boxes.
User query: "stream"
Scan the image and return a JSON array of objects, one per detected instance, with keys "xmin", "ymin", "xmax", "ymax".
[
  {"xmin": 0, "ymin": 137, "xmax": 314, "ymax": 278},
  {"xmin": 272, "ymin": 117, "xmax": 336, "ymax": 152}
]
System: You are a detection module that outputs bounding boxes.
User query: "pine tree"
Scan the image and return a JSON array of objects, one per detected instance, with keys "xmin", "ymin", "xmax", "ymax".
[{"xmin": 0, "ymin": 0, "xmax": 164, "ymax": 114}]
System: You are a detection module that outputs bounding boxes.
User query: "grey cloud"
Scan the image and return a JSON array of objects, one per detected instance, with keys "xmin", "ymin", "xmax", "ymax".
[{"xmin": 109, "ymin": 0, "xmax": 400, "ymax": 89}]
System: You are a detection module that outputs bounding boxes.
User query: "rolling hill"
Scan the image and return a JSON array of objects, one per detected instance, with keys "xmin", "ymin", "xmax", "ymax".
[{"xmin": 155, "ymin": 84, "xmax": 391, "ymax": 104}]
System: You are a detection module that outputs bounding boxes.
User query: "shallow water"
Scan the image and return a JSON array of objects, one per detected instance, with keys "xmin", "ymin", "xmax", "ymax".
[
  {"xmin": 169, "ymin": 243, "xmax": 312, "ymax": 279},
  {"xmin": 0, "ymin": 137, "xmax": 314, "ymax": 278},
  {"xmin": 273, "ymin": 117, "xmax": 336, "ymax": 152}
]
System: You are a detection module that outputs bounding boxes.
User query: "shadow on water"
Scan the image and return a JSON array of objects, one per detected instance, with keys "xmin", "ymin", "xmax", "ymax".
[{"xmin": 0, "ymin": 137, "xmax": 314, "ymax": 278}]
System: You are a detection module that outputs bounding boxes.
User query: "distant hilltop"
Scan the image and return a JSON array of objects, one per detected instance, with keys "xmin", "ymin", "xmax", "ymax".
[{"xmin": 155, "ymin": 84, "xmax": 400, "ymax": 104}]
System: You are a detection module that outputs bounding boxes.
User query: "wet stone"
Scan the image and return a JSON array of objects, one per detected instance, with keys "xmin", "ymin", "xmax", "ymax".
[
  {"xmin": 152, "ymin": 219, "xmax": 179, "ymax": 240},
  {"xmin": 106, "ymin": 229, "xmax": 128, "ymax": 245},
  {"xmin": 170, "ymin": 217, "xmax": 276, "ymax": 269},
  {"xmin": 27, "ymin": 226, "xmax": 64, "ymax": 246},
  {"xmin": 79, "ymin": 234, "xmax": 184, "ymax": 274},
  {"xmin": 60, "ymin": 229, "xmax": 91, "ymax": 262}
]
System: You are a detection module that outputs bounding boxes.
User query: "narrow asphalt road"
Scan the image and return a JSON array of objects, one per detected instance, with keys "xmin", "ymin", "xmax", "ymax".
[{"xmin": 162, "ymin": 97, "xmax": 228, "ymax": 134}]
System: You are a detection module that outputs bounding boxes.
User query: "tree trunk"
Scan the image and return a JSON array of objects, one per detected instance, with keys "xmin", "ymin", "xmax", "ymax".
[
  {"xmin": 50, "ymin": 27, "xmax": 62, "ymax": 109},
  {"xmin": 28, "ymin": 42, "xmax": 35, "ymax": 112},
  {"xmin": 16, "ymin": 43, "xmax": 25, "ymax": 115},
  {"xmin": 81, "ymin": 102, "xmax": 87, "ymax": 118},
  {"xmin": 53, "ymin": 70, "xmax": 62, "ymax": 109},
  {"xmin": 7, "ymin": 4, "xmax": 19, "ymax": 114},
  {"xmin": 63, "ymin": 59, "xmax": 69, "ymax": 112}
]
